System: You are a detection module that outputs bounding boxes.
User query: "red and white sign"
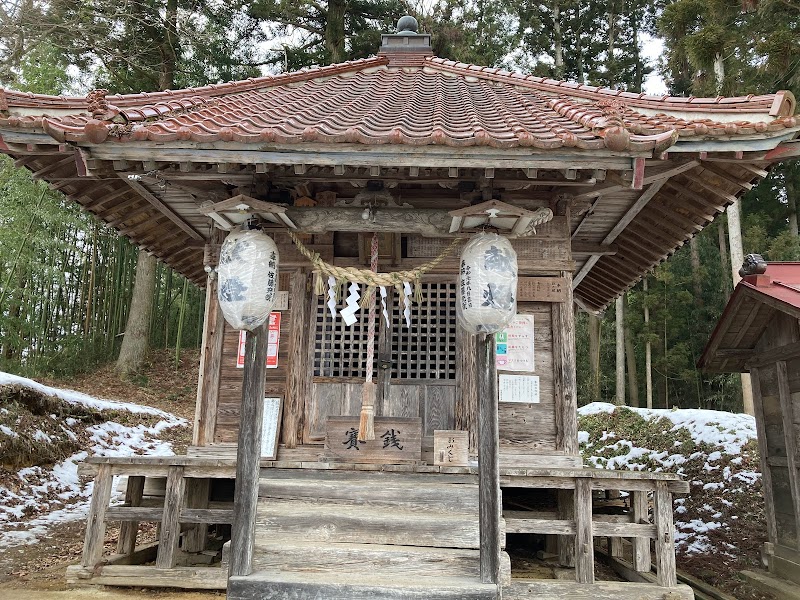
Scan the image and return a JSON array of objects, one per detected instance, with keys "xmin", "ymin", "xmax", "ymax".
[{"xmin": 237, "ymin": 311, "xmax": 282, "ymax": 369}]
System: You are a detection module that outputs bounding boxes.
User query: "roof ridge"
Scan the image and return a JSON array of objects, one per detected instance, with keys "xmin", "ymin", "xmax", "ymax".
[{"xmin": 424, "ymin": 57, "xmax": 795, "ymax": 116}]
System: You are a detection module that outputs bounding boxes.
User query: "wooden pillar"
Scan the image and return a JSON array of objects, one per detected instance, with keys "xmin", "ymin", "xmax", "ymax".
[
  {"xmin": 156, "ymin": 465, "xmax": 186, "ymax": 569},
  {"xmin": 654, "ymin": 481, "xmax": 677, "ymax": 587},
  {"xmin": 632, "ymin": 490, "xmax": 652, "ymax": 572},
  {"xmin": 553, "ymin": 270, "xmax": 578, "ymax": 456},
  {"xmin": 574, "ymin": 477, "xmax": 594, "ymax": 584},
  {"xmin": 229, "ymin": 323, "xmax": 268, "ymax": 578},
  {"xmin": 557, "ymin": 489, "xmax": 575, "ymax": 567},
  {"xmin": 477, "ymin": 333, "xmax": 500, "ymax": 584},
  {"xmin": 183, "ymin": 478, "xmax": 210, "ymax": 553},
  {"xmin": 193, "ymin": 269, "xmax": 225, "ymax": 446},
  {"xmin": 81, "ymin": 463, "xmax": 113, "ymax": 568},
  {"xmin": 456, "ymin": 326, "xmax": 478, "ymax": 452},
  {"xmin": 283, "ymin": 270, "xmax": 310, "ymax": 448},
  {"xmin": 776, "ymin": 361, "xmax": 800, "ymax": 543},
  {"xmin": 750, "ymin": 368, "xmax": 778, "ymax": 545},
  {"xmin": 117, "ymin": 475, "xmax": 145, "ymax": 555}
]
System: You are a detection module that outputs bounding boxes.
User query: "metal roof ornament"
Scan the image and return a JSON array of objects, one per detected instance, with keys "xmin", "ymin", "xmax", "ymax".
[
  {"xmin": 739, "ymin": 254, "xmax": 768, "ymax": 277},
  {"xmin": 396, "ymin": 15, "xmax": 419, "ymax": 35}
]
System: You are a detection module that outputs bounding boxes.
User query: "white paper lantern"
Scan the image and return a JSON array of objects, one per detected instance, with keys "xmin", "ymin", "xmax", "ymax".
[
  {"xmin": 217, "ymin": 229, "xmax": 280, "ymax": 331},
  {"xmin": 457, "ymin": 232, "xmax": 518, "ymax": 334}
]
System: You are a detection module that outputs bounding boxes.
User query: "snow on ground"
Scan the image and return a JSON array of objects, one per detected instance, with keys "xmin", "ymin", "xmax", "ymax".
[
  {"xmin": 578, "ymin": 403, "xmax": 762, "ymax": 557},
  {"xmin": 0, "ymin": 371, "xmax": 187, "ymax": 549}
]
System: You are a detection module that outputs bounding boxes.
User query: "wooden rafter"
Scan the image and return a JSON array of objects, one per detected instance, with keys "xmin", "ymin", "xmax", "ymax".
[{"xmin": 121, "ymin": 175, "xmax": 205, "ymax": 242}]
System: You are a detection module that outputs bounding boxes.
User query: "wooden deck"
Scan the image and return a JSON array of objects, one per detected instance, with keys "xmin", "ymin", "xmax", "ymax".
[{"xmin": 68, "ymin": 454, "xmax": 691, "ymax": 599}]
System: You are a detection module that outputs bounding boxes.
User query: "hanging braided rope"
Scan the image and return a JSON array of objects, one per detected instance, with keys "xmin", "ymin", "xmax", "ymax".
[
  {"xmin": 286, "ymin": 230, "xmax": 462, "ymax": 305},
  {"xmin": 358, "ymin": 232, "xmax": 380, "ymax": 441}
]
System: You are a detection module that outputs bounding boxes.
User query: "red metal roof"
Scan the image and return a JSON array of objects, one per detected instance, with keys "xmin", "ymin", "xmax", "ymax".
[
  {"xmin": 1, "ymin": 55, "xmax": 796, "ymax": 152},
  {"xmin": 700, "ymin": 263, "xmax": 800, "ymax": 372}
]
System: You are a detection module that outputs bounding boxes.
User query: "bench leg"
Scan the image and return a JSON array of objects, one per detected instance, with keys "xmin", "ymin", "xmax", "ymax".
[
  {"xmin": 81, "ymin": 464, "xmax": 114, "ymax": 568},
  {"xmin": 574, "ymin": 478, "xmax": 594, "ymax": 584},
  {"xmin": 117, "ymin": 475, "xmax": 145, "ymax": 555},
  {"xmin": 183, "ymin": 478, "xmax": 210, "ymax": 553},
  {"xmin": 156, "ymin": 466, "xmax": 186, "ymax": 569},
  {"xmin": 654, "ymin": 481, "xmax": 677, "ymax": 587},
  {"xmin": 632, "ymin": 490, "xmax": 652, "ymax": 572}
]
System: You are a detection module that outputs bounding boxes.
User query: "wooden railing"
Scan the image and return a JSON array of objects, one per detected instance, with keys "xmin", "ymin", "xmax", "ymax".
[{"xmin": 500, "ymin": 469, "xmax": 689, "ymax": 586}]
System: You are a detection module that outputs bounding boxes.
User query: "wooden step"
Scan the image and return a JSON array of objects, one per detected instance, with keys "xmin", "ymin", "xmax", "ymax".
[
  {"xmin": 259, "ymin": 471, "xmax": 478, "ymax": 513},
  {"xmin": 228, "ymin": 571, "xmax": 498, "ymax": 600},
  {"xmin": 255, "ymin": 501, "xmax": 498, "ymax": 549},
  {"xmin": 251, "ymin": 538, "xmax": 482, "ymax": 578}
]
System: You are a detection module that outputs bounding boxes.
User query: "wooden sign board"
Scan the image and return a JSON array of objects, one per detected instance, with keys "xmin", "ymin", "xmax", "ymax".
[
  {"xmin": 407, "ymin": 236, "xmax": 569, "ymax": 262},
  {"xmin": 325, "ymin": 416, "xmax": 422, "ymax": 464},
  {"xmin": 517, "ymin": 277, "xmax": 567, "ymax": 303},
  {"xmin": 260, "ymin": 397, "xmax": 283, "ymax": 459},
  {"xmin": 433, "ymin": 430, "xmax": 469, "ymax": 466}
]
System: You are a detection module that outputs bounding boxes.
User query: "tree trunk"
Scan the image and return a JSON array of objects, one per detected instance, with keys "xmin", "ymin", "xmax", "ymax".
[
  {"xmin": 718, "ymin": 219, "xmax": 731, "ymax": 292},
  {"xmin": 713, "ymin": 51, "xmax": 725, "ymax": 95},
  {"xmin": 787, "ymin": 168, "xmax": 799, "ymax": 237},
  {"xmin": 116, "ymin": 251, "xmax": 156, "ymax": 377},
  {"xmin": 159, "ymin": 0, "xmax": 178, "ymax": 90},
  {"xmin": 689, "ymin": 236, "xmax": 702, "ymax": 308},
  {"xmin": 553, "ymin": 0, "xmax": 563, "ymax": 79},
  {"xmin": 624, "ymin": 295, "xmax": 639, "ymax": 408},
  {"xmin": 726, "ymin": 200, "xmax": 755, "ymax": 416},
  {"xmin": 615, "ymin": 295, "xmax": 625, "ymax": 406},
  {"xmin": 643, "ymin": 277, "xmax": 653, "ymax": 409},
  {"xmin": 325, "ymin": 0, "xmax": 346, "ymax": 64},
  {"xmin": 588, "ymin": 313, "xmax": 601, "ymax": 402}
]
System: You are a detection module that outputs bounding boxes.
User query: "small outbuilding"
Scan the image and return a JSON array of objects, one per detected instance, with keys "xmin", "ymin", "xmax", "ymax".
[{"xmin": 700, "ymin": 260, "xmax": 800, "ymax": 595}]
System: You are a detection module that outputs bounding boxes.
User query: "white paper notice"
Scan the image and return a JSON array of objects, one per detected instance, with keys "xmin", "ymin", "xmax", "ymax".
[
  {"xmin": 499, "ymin": 374, "xmax": 540, "ymax": 404},
  {"xmin": 260, "ymin": 397, "xmax": 282, "ymax": 458},
  {"xmin": 496, "ymin": 314, "xmax": 535, "ymax": 371}
]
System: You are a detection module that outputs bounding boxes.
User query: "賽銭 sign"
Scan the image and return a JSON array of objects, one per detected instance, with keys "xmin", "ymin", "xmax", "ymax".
[{"xmin": 325, "ymin": 416, "xmax": 422, "ymax": 464}]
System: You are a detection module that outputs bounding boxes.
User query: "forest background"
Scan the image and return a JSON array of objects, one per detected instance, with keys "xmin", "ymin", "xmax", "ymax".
[{"xmin": 0, "ymin": 0, "xmax": 797, "ymax": 413}]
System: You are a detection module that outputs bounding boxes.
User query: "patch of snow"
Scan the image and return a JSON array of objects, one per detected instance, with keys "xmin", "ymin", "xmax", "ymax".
[{"xmin": 0, "ymin": 424, "xmax": 17, "ymax": 438}]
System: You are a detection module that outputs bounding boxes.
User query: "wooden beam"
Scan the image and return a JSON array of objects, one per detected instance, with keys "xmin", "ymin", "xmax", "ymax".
[
  {"xmin": 654, "ymin": 481, "xmax": 677, "ymax": 587},
  {"xmin": 700, "ymin": 162, "xmax": 753, "ymax": 190},
  {"xmin": 283, "ymin": 270, "xmax": 310, "ymax": 448},
  {"xmin": 155, "ymin": 466, "xmax": 186, "ymax": 569},
  {"xmin": 601, "ymin": 178, "xmax": 668, "ymax": 244},
  {"xmin": 80, "ymin": 464, "xmax": 113, "ymax": 568},
  {"xmin": 738, "ymin": 163, "xmax": 769, "ymax": 179},
  {"xmin": 571, "ymin": 241, "xmax": 618, "ymax": 255},
  {"xmin": 776, "ymin": 360, "xmax": 800, "ymax": 545},
  {"xmin": 572, "ymin": 160, "xmax": 698, "ymax": 201},
  {"xmin": 632, "ymin": 491, "xmax": 651, "ymax": 572},
  {"xmin": 552, "ymin": 271, "xmax": 578, "ymax": 457},
  {"xmin": 574, "ymin": 477, "xmax": 595, "ymax": 583},
  {"xmin": 750, "ymin": 369, "xmax": 778, "ymax": 546},
  {"xmin": 229, "ymin": 324, "xmax": 269, "ymax": 578},
  {"xmin": 573, "ymin": 255, "xmax": 601, "ymax": 287},
  {"xmin": 477, "ymin": 333, "xmax": 500, "ymax": 585},
  {"xmin": 121, "ymin": 175, "xmax": 205, "ymax": 242},
  {"xmin": 116, "ymin": 476, "xmax": 145, "ymax": 555},
  {"xmin": 632, "ymin": 157, "xmax": 645, "ymax": 190}
]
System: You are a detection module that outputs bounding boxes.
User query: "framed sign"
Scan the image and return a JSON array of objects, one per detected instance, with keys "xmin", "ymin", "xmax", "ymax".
[
  {"xmin": 496, "ymin": 314, "xmax": 535, "ymax": 371},
  {"xmin": 499, "ymin": 374, "xmax": 540, "ymax": 404},
  {"xmin": 261, "ymin": 396, "xmax": 283, "ymax": 459},
  {"xmin": 517, "ymin": 277, "xmax": 567, "ymax": 302},
  {"xmin": 237, "ymin": 311, "xmax": 281, "ymax": 369}
]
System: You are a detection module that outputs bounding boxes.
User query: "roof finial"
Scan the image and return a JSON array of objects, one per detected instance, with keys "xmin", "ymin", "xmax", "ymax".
[
  {"xmin": 397, "ymin": 15, "xmax": 418, "ymax": 35},
  {"xmin": 739, "ymin": 254, "xmax": 768, "ymax": 278}
]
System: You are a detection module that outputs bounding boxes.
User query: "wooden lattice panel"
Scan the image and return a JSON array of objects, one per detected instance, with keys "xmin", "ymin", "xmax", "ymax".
[
  {"xmin": 312, "ymin": 284, "xmax": 378, "ymax": 378},
  {"xmin": 390, "ymin": 282, "xmax": 457, "ymax": 380}
]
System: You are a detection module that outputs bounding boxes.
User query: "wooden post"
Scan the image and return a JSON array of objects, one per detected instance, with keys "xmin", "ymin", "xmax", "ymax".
[
  {"xmin": 574, "ymin": 477, "xmax": 595, "ymax": 584},
  {"xmin": 557, "ymin": 489, "xmax": 576, "ymax": 567},
  {"xmin": 229, "ymin": 323, "xmax": 268, "ymax": 578},
  {"xmin": 476, "ymin": 333, "xmax": 500, "ymax": 585},
  {"xmin": 156, "ymin": 465, "xmax": 186, "ymax": 569},
  {"xmin": 750, "ymin": 368, "xmax": 778, "ymax": 545},
  {"xmin": 632, "ymin": 490, "xmax": 652, "ymax": 572},
  {"xmin": 192, "ymin": 272, "xmax": 225, "ymax": 446},
  {"xmin": 654, "ymin": 481, "xmax": 677, "ymax": 587},
  {"xmin": 117, "ymin": 475, "xmax": 145, "ymax": 555},
  {"xmin": 616, "ymin": 296, "xmax": 625, "ymax": 405},
  {"xmin": 553, "ymin": 270, "xmax": 579, "ymax": 456},
  {"xmin": 81, "ymin": 463, "xmax": 113, "ymax": 568},
  {"xmin": 183, "ymin": 478, "xmax": 210, "ymax": 553},
  {"xmin": 456, "ymin": 326, "xmax": 478, "ymax": 452},
  {"xmin": 776, "ymin": 361, "xmax": 800, "ymax": 544},
  {"xmin": 283, "ymin": 270, "xmax": 310, "ymax": 448}
]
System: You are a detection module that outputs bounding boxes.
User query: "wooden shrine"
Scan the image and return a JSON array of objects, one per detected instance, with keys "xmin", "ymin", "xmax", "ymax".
[
  {"xmin": 1, "ymin": 16, "xmax": 799, "ymax": 600},
  {"xmin": 700, "ymin": 260, "xmax": 800, "ymax": 596}
]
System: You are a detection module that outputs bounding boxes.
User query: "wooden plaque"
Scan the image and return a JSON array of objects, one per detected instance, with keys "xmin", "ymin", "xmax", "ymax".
[
  {"xmin": 325, "ymin": 416, "xmax": 422, "ymax": 464},
  {"xmin": 517, "ymin": 277, "xmax": 568, "ymax": 303},
  {"xmin": 433, "ymin": 430, "xmax": 469, "ymax": 466}
]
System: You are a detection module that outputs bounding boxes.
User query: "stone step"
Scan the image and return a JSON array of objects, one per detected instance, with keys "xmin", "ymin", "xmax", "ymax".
[
  {"xmin": 227, "ymin": 571, "xmax": 498, "ymax": 600},
  {"xmin": 259, "ymin": 471, "xmax": 478, "ymax": 514},
  {"xmin": 255, "ymin": 500, "xmax": 497, "ymax": 549}
]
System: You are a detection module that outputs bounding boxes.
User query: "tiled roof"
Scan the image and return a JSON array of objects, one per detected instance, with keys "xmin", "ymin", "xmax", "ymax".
[{"xmin": 1, "ymin": 56, "xmax": 796, "ymax": 153}]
